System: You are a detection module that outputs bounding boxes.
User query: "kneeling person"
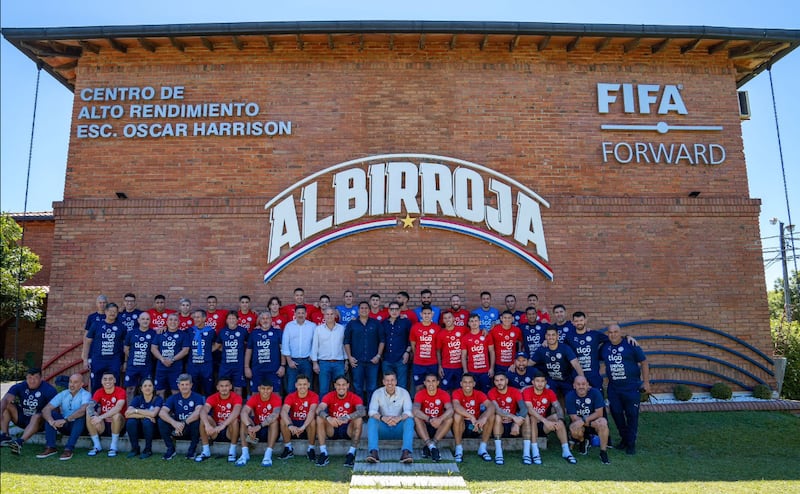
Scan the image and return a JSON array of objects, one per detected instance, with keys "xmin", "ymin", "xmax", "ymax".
[
  {"xmin": 523, "ymin": 371, "xmax": 574, "ymax": 465},
  {"xmin": 565, "ymin": 376, "xmax": 610, "ymax": 464},
  {"xmin": 279, "ymin": 374, "xmax": 319, "ymax": 461},
  {"xmin": 196, "ymin": 376, "xmax": 243, "ymax": 463},
  {"xmin": 236, "ymin": 379, "xmax": 282, "ymax": 467},
  {"xmin": 315, "ymin": 375, "xmax": 365, "ymax": 467},
  {"xmin": 413, "ymin": 373, "xmax": 454, "ymax": 462}
]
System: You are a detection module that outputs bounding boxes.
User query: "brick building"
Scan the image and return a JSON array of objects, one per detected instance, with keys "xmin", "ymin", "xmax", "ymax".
[{"xmin": 4, "ymin": 21, "xmax": 798, "ymax": 391}]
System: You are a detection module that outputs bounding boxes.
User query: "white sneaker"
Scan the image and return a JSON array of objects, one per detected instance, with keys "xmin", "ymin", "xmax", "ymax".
[
  {"xmin": 235, "ymin": 455, "xmax": 249, "ymax": 466},
  {"xmin": 261, "ymin": 456, "xmax": 273, "ymax": 467}
]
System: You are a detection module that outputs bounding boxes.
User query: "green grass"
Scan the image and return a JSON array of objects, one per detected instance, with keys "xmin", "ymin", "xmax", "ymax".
[{"xmin": 1, "ymin": 411, "xmax": 799, "ymax": 493}]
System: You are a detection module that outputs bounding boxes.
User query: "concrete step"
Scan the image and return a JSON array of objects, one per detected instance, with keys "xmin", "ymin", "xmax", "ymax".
[
  {"xmin": 350, "ymin": 490, "xmax": 471, "ymax": 494},
  {"xmin": 351, "ymin": 475, "xmax": 466, "ymax": 488}
]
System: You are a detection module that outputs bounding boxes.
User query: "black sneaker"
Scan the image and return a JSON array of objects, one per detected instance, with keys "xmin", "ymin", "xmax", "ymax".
[
  {"xmin": 162, "ymin": 450, "xmax": 177, "ymax": 460},
  {"xmin": 430, "ymin": 446, "xmax": 441, "ymax": 462},
  {"xmin": 579, "ymin": 438, "xmax": 590, "ymax": 455},
  {"xmin": 600, "ymin": 450, "xmax": 610, "ymax": 464},
  {"xmin": 306, "ymin": 449, "xmax": 316, "ymax": 462},
  {"xmin": 278, "ymin": 447, "xmax": 294, "ymax": 460},
  {"xmin": 0, "ymin": 433, "xmax": 13, "ymax": 446},
  {"xmin": 10, "ymin": 439, "xmax": 22, "ymax": 455},
  {"xmin": 344, "ymin": 453, "xmax": 355, "ymax": 468},
  {"xmin": 316, "ymin": 452, "xmax": 329, "ymax": 466},
  {"xmin": 422, "ymin": 446, "xmax": 430, "ymax": 458}
]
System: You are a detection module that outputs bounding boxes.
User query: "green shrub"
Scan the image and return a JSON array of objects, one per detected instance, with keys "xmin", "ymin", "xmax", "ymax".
[
  {"xmin": 772, "ymin": 321, "xmax": 800, "ymax": 400},
  {"xmin": 710, "ymin": 382, "xmax": 733, "ymax": 400},
  {"xmin": 752, "ymin": 384, "xmax": 772, "ymax": 399},
  {"xmin": 0, "ymin": 358, "xmax": 27, "ymax": 381},
  {"xmin": 673, "ymin": 384, "xmax": 693, "ymax": 401}
]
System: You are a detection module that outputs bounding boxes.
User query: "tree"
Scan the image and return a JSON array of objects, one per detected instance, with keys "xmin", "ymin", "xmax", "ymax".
[
  {"xmin": 0, "ymin": 213, "xmax": 46, "ymax": 321},
  {"xmin": 768, "ymin": 270, "xmax": 800, "ymax": 323}
]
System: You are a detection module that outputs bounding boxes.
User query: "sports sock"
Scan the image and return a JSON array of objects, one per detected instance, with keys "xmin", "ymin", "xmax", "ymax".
[
  {"xmin": 478, "ymin": 442, "xmax": 488, "ymax": 454},
  {"xmin": 523, "ymin": 439, "xmax": 531, "ymax": 456},
  {"xmin": 320, "ymin": 445, "xmax": 328, "ymax": 455},
  {"xmin": 229, "ymin": 444, "xmax": 237, "ymax": 456},
  {"xmin": 241, "ymin": 446, "xmax": 250, "ymax": 459},
  {"xmin": 91, "ymin": 435, "xmax": 102, "ymax": 450},
  {"xmin": 494, "ymin": 439, "xmax": 503, "ymax": 457},
  {"xmin": 455, "ymin": 444, "xmax": 463, "ymax": 455},
  {"xmin": 348, "ymin": 446, "xmax": 356, "ymax": 455},
  {"xmin": 532, "ymin": 443, "xmax": 540, "ymax": 456},
  {"xmin": 110, "ymin": 434, "xmax": 119, "ymax": 450},
  {"xmin": 562, "ymin": 443, "xmax": 571, "ymax": 456},
  {"xmin": 202, "ymin": 444, "xmax": 211, "ymax": 456}
]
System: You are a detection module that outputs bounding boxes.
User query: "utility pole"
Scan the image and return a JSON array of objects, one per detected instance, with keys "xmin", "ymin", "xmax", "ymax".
[{"xmin": 773, "ymin": 218, "xmax": 793, "ymax": 323}]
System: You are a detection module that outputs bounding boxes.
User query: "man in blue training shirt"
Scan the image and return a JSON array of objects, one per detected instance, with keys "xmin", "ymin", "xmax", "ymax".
[
  {"xmin": 83, "ymin": 302, "xmax": 126, "ymax": 392},
  {"xmin": 565, "ymin": 376, "xmax": 610, "ymax": 464},
  {"xmin": 187, "ymin": 309, "xmax": 216, "ymax": 395},
  {"xmin": 216, "ymin": 311, "xmax": 249, "ymax": 397},
  {"xmin": 246, "ymin": 312, "xmax": 285, "ymax": 394},
  {"xmin": 152, "ymin": 313, "xmax": 190, "ymax": 398},
  {"xmin": 157, "ymin": 373, "xmax": 204, "ymax": 460},
  {"xmin": 1, "ymin": 367, "xmax": 57, "ymax": 455}
]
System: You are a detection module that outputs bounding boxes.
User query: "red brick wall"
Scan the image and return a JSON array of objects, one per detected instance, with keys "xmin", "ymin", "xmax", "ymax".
[
  {"xmin": 18, "ymin": 219, "xmax": 54, "ymax": 287},
  {"xmin": 42, "ymin": 37, "xmax": 773, "ymax": 391}
]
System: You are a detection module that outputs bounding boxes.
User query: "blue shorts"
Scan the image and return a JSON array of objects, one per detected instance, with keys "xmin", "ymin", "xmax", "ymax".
[
  {"xmin": 124, "ymin": 367, "xmax": 152, "ymax": 388},
  {"xmin": 440, "ymin": 368, "xmax": 463, "ymax": 392},
  {"xmin": 547, "ymin": 378, "xmax": 574, "ymax": 398},
  {"xmin": 155, "ymin": 365, "xmax": 182, "ymax": 392},
  {"xmin": 413, "ymin": 364, "xmax": 439, "ymax": 386},
  {"xmin": 219, "ymin": 364, "xmax": 245, "ymax": 389},
  {"xmin": 291, "ymin": 419, "xmax": 309, "ymax": 439},
  {"xmin": 329, "ymin": 423, "xmax": 350, "ymax": 440}
]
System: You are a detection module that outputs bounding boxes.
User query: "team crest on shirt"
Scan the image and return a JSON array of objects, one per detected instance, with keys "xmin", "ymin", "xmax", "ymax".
[
  {"xmin": 226, "ymin": 403, "xmax": 232, "ymax": 409},
  {"xmin": 111, "ymin": 397, "xmax": 117, "ymax": 403},
  {"xmin": 146, "ymin": 335, "xmax": 151, "ymax": 340},
  {"xmin": 525, "ymin": 377, "xmax": 531, "ymax": 383},
  {"xmin": 344, "ymin": 403, "xmax": 351, "ymax": 409},
  {"xmin": 479, "ymin": 336, "xmax": 485, "ymax": 341},
  {"xmin": 213, "ymin": 314, "xmax": 219, "ymax": 319},
  {"xmin": 303, "ymin": 401, "xmax": 309, "ymax": 407},
  {"xmin": 429, "ymin": 329, "xmax": 435, "ymax": 334},
  {"xmin": 510, "ymin": 332, "xmax": 515, "ymax": 338},
  {"xmin": 189, "ymin": 401, "xmax": 195, "ymax": 407},
  {"xmin": 435, "ymin": 399, "xmax": 441, "ymax": 405},
  {"xmin": 505, "ymin": 397, "xmax": 512, "ymax": 403},
  {"xmin": 556, "ymin": 353, "xmax": 562, "ymax": 359},
  {"xmin": 268, "ymin": 332, "xmax": 273, "ymax": 336},
  {"xmin": 455, "ymin": 332, "xmax": 461, "ymax": 337},
  {"xmin": 468, "ymin": 400, "xmax": 475, "ymax": 406},
  {"xmin": 585, "ymin": 398, "xmax": 591, "ymax": 404},
  {"xmin": 247, "ymin": 317, "xmax": 253, "ymax": 322},
  {"xmin": 35, "ymin": 391, "xmax": 41, "ymax": 398},
  {"xmin": 542, "ymin": 398, "xmax": 548, "ymax": 404},
  {"xmin": 587, "ymin": 336, "xmax": 592, "ymax": 342}
]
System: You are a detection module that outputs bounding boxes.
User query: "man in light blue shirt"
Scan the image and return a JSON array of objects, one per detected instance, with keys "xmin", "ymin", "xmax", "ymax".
[
  {"xmin": 281, "ymin": 305, "xmax": 317, "ymax": 393},
  {"xmin": 37, "ymin": 374, "xmax": 91, "ymax": 460},
  {"xmin": 311, "ymin": 308, "xmax": 347, "ymax": 395}
]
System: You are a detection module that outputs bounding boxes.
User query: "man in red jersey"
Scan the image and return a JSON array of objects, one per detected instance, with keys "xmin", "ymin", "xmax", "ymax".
[
  {"xmin": 395, "ymin": 291, "xmax": 418, "ymax": 324},
  {"xmin": 236, "ymin": 295, "xmax": 259, "ymax": 332},
  {"xmin": 490, "ymin": 311, "xmax": 522, "ymax": 377},
  {"xmin": 488, "ymin": 373, "xmax": 529, "ymax": 465},
  {"xmin": 460, "ymin": 314, "xmax": 495, "ymax": 393},
  {"xmin": 281, "ymin": 288, "xmax": 321, "ymax": 323},
  {"xmin": 315, "ymin": 375, "xmax": 365, "ymax": 468},
  {"xmin": 519, "ymin": 294, "xmax": 551, "ymax": 325},
  {"xmin": 523, "ymin": 370, "xmax": 575, "ymax": 465},
  {"xmin": 236, "ymin": 379, "xmax": 281, "ymax": 467},
  {"xmin": 196, "ymin": 376, "xmax": 243, "ymax": 463},
  {"xmin": 205, "ymin": 295, "xmax": 225, "ymax": 333},
  {"xmin": 452, "ymin": 372, "xmax": 494, "ymax": 463},
  {"xmin": 148, "ymin": 294, "xmax": 176, "ymax": 333},
  {"xmin": 85, "ymin": 372, "xmax": 127, "ymax": 457},
  {"xmin": 436, "ymin": 311, "xmax": 463, "ymax": 392},
  {"xmin": 367, "ymin": 293, "xmax": 390, "ymax": 321},
  {"xmin": 412, "ymin": 373, "xmax": 453, "ymax": 462},
  {"xmin": 442, "ymin": 294, "xmax": 470, "ymax": 328},
  {"xmin": 177, "ymin": 298, "xmax": 194, "ymax": 330},
  {"xmin": 410, "ymin": 307, "xmax": 441, "ymax": 391},
  {"xmin": 279, "ymin": 374, "xmax": 319, "ymax": 462}
]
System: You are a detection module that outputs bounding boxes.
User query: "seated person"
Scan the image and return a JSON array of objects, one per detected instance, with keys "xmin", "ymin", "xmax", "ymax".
[
  {"xmin": 86, "ymin": 372, "xmax": 127, "ymax": 457},
  {"xmin": 412, "ymin": 373, "xmax": 454, "ymax": 462},
  {"xmin": 523, "ymin": 371, "xmax": 575, "ymax": 465},
  {"xmin": 37, "ymin": 373, "xmax": 91, "ymax": 460},
  {"xmin": 236, "ymin": 379, "xmax": 282, "ymax": 467},
  {"xmin": 196, "ymin": 376, "xmax": 243, "ymax": 463},
  {"xmin": 124, "ymin": 378, "xmax": 162, "ymax": 459},
  {"xmin": 278, "ymin": 374, "xmax": 319, "ymax": 461},
  {"xmin": 488, "ymin": 373, "xmax": 529, "ymax": 465},
  {"xmin": 565, "ymin": 376, "xmax": 610, "ymax": 465},
  {"xmin": 0, "ymin": 367, "xmax": 57, "ymax": 455},
  {"xmin": 451, "ymin": 372, "xmax": 495, "ymax": 463},
  {"xmin": 157, "ymin": 373, "xmax": 204, "ymax": 460},
  {"xmin": 365, "ymin": 371, "xmax": 414, "ymax": 464},
  {"xmin": 315, "ymin": 375, "xmax": 365, "ymax": 468}
]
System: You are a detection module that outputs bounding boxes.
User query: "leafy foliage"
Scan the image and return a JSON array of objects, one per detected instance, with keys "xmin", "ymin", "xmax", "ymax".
[
  {"xmin": 0, "ymin": 213, "xmax": 46, "ymax": 321},
  {"xmin": 772, "ymin": 320, "xmax": 800, "ymax": 399},
  {"xmin": 673, "ymin": 384, "xmax": 693, "ymax": 401},
  {"xmin": 0, "ymin": 358, "xmax": 28, "ymax": 381},
  {"xmin": 768, "ymin": 270, "xmax": 800, "ymax": 322},
  {"xmin": 710, "ymin": 382, "xmax": 733, "ymax": 400},
  {"xmin": 751, "ymin": 384, "xmax": 773, "ymax": 399}
]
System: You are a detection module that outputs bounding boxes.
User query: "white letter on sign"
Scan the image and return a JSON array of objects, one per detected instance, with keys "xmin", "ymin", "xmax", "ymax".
[
  {"xmin": 334, "ymin": 168, "xmax": 368, "ymax": 225},
  {"xmin": 268, "ymin": 195, "xmax": 302, "ymax": 263},
  {"xmin": 301, "ymin": 182, "xmax": 333, "ymax": 239},
  {"xmin": 420, "ymin": 162, "xmax": 455, "ymax": 216},
  {"xmin": 514, "ymin": 193, "xmax": 548, "ymax": 261}
]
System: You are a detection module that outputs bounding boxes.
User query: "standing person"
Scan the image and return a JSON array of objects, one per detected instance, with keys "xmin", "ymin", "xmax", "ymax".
[
  {"xmin": 530, "ymin": 327, "xmax": 584, "ymax": 400},
  {"xmin": 395, "ymin": 291, "xmax": 418, "ymax": 323},
  {"xmin": 37, "ymin": 373, "xmax": 91, "ymax": 460},
  {"xmin": 520, "ymin": 306, "xmax": 548, "ymax": 358},
  {"xmin": 281, "ymin": 305, "xmax": 316, "ymax": 394},
  {"xmin": 410, "ymin": 307, "xmax": 441, "ymax": 391},
  {"xmin": 204, "ymin": 295, "xmax": 225, "ymax": 333},
  {"xmin": 151, "ymin": 313, "xmax": 190, "ymax": 398},
  {"xmin": 85, "ymin": 372, "xmax": 127, "ymax": 457},
  {"xmin": 367, "ymin": 293, "xmax": 390, "ymax": 321},
  {"xmin": 335, "ymin": 289, "xmax": 358, "ymax": 325},
  {"xmin": 245, "ymin": 312, "xmax": 285, "ymax": 393},
  {"xmin": 520, "ymin": 294, "xmax": 550, "ymax": 324},
  {"xmin": 196, "ymin": 376, "xmax": 243, "ymax": 463},
  {"xmin": 345, "ymin": 302, "xmax": 384, "ymax": 404},
  {"xmin": 365, "ymin": 371, "xmax": 414, "ymax": 464},
  {"xmin": 460, "ymin": 314, "xmax": 495, "ymax": 393},
  {"xmin": 602, "ymin": 323, "xmax": 650, "ymax": 455},
  {"xmin": 310, "ymin": 295, "xmax": 334, "ymax": 325},
  {"xmin": 504, "ymin": 294, "xmax": 525, "ymax": 325},
  {"xmin": 564, "ymin": 311, "xmax": 609, "ymax": 390},
  {"xmin": 315, "ymin": 375, "xmax": 365, "ymax": 468},
  {"xmin": 414, "ymin": 289, "xmax": 441, "ymax": 323},
  {"xmin": 237, "ymin": 295, "xmax": 259, "ymax": 332},
  {"xmin": 551, "ymin": 304, "xmax": 575, "ymax": 342},
  {"xmin": 451, "ymin": 373, "xmax": 495, "ymax": 463},
  {"xmin": 443, "ymin": 294, "xmax": 470, "ymax": 328},
  {"xmin": 157, "ymin": 374, "xmax": 203, "ymax": 460},
  {"xmin": 566, "ymin": 376, "xmax": 610, "ymax": 464},
  {"xmin": 186, "ymin": 309, "xmax": 216, "ymax": 395},
  {"xmin": 177, "ymin": 298, "xmax": 194, "ymax": 330},
  {"xmin": 311, "ymin": 308, "xmax": 347, "ymax": 396},
  {"xmin": 216, "ymin": 311, "xmax": 249, "ymax": 397},
  {"xmin": 473, "ymin": 291, "xmax": 500, "ymax": 332},
  {"xmin": 490, "ymin": 311, "xmax": 522, "ymax": 378},
  {"xmin": 282, "ymin": 288, "xmax": 321, "ymax": 323},
  {"xmin": 147, "ymin": 294, "xmax": 176, "ymax": 333},
  {"xmin": 118, "ymin": 293, "xmax": 142, "ymax": 334},
  {"xmin": 523, "ymin": 371, "xmax": 575, "ymax": 465},
  {"xmin": 412, "ymin": 373, "xmax": 454, "ymax": 462},
  {"xmin": 488, "ymin": 373, "xmax": 529, "ymax": 465},
  {"xmin": 123, "ymin": 311, "xmax": 156, "ymax": 405},
  {"xmin": 84, "ymin": 294, "xmax": 108, "ymax": 335},
  {"xmin": 0, "ymin": 367, "xmax": 57, "ymax": 454},
  {"xmin": 236, "ymin": 379, "xmax": 282, "ymax": 467},
  {"xmin": 83, "ymin": 302, "xmax": 125, "ymax": 392},
  {"xmin": 124, "ymin": 378, "xmax": 162, "ymax": 459},
  {"xmin": 436, "ymin": 311, "xmax": 464, "ymax": 392},
  {"xmin": 278, "ymin": 374, "xmax": 319, "ymax": 462},
  {"xmin": 267, "ymin": 296, "xmax": 289, "ymax": 330},
  {"xmin": 380, "ymin": 301, "xmax": 413, "ymax": 391}
]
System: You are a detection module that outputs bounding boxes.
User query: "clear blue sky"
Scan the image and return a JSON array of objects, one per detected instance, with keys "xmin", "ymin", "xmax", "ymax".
[{"xmin": 1, "ymin": 0, "xmax": 798, "ymax": 289}]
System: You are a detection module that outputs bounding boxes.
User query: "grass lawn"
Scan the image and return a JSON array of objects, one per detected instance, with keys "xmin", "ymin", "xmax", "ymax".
[{"xmin": 1, "ymin": 411, "xmax": 798, "ymax": 493}]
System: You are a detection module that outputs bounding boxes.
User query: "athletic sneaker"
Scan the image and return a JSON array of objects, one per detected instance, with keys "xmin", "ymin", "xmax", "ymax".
[
  {"xmin": 563, "ymin": 454, "xmax": 577, "ymax": 464},
  {"xmin": 579, "ymin": 438, "xmax": 590, "ymax": 455},
  {"xmin": 422, "ymin": 447, "xmax": 430, "ymax": 458},
  {"xmin": 108, "ymin": 449, "xmax": 118, "ymax": 457},
  {"xmin": 532, "ymin": 455, "xmax": 542, "ymax": 465},
  {"xmin": 495, "ymin": 455, "xmax": 504, "ymax": 465},
  {"xmin": 261, "ymin": 456, "xmax": 273, "ymax": 467},
  {"xmin": 0, "ymin": 433, "xmax": 12, "ymax": 446},
  {"xmin": 162, "ymin": 450, "xmax": 177, "ymax": 460},
  {"xmin": 344, "ymin": 453, "xmax": 355, "ymax": 468},
  {"xmin": 87, "ymin": 447, "xmax": 102, "ymax": 457},
  {"xmin": 37, "ymin": 447, "xmax": 58, "ymax": 459},
  {"xmin": 522, "ymin": 455, "xmax": 532, "ymax": 465},
  {"xmin": 430, "ymin": 446, "xmax": 441, "ymax": 462},
  {"xmin": 194, "ymin": 453, "xmax": 211, "ymax": 462},
  {"xmin": 600, "ymin": 450, "xmax": 610, "ymax": 464},
  {"xmin": 278, "ymin": 447, "xmax": 294, "ymax": 460},
  {"xmin": 366, "ymin": 449, "xmax": 380, "ymax": 463},
  {"xmin": 306, "ymin": 448, "xmax": 316, "ymax": 462},
  {"xmin": 10, "ymin": 440, "xmax": 22, "ymax": 455},
  {"xmin": 316, "ymin": 452, "xmax": 329, "ymax": 466},
  {"xmin": 235, "ymin": 455, "xmax": 249, "ymax": 466},
  {"xmin": 400, "ymin": 449, "xmax": 413, "ymax": 464},
  {"xmin": 478, "ymin": 450, "xmax": 492, "ymax": 462},
  {"xmin": 454, "ymin": 452, "xmax": 463, "ymax": 463},
  {"xmin": 228, "ymin": 452, "xmax": 237, "ymax": 462}
]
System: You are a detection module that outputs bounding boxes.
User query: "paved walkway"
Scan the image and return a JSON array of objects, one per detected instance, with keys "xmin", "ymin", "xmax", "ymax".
[{"xmin": 349, "ymin": 447, "xmax": 468, "ymax": 494}]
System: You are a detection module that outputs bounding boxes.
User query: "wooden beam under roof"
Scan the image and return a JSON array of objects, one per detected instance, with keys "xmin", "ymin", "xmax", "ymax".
[
  {"xmin": 680, "ymin": 38, "xmax": 701, "ymax": 54},
  {"xmin": 708, "ymin": 40, "xmax": 730, "ymax": 54},
  {"xmin": 232, "ymin": 35, "xmax": 244, "ymax": 50},
  {"xmin": 623, "ymin": 37, "xmax": 640, "ymax": 53},
  {"xmin": 419, "ymin": 33, "xmax": 425, "ymax": 50},
  {"xmin": 137, "ymin": 37, "xmax": 156, "ymax": 52},
  {"xmin": 108, "ymin": 38, "xmax": 127, "ymax": 53},
  {"xmin": 359, "ymin": 34, "xmax": 364, "ymax": 51},
  {"xmin": 20, "ymin": 41, "xmax": 80, "ymax": 59},
  {"xmin": 449, "ymin": 34, "xmax": 457, "ymax": 50},
  {"xmin": 169, "ymin": 37, "xmax": 185, "ymax": 52},
  {"xmin": 200, "ymin": 37, "xmax": 214, "ymax": 51},
  {"xmin": 296, "ymin": 34, "xmax": 304, "ymax": 50},
  {"xmin": 729, "ymin": 41, "xmax": 790, "ymax": 60},
  {"xmin": 595, "ymin": 37, "xmax": 612, "ymax": 52},
  {"xmin": 79, "ymin": 40, "xmax": 100, "ymax": 54},
  {"xmin": 651, "ymin": 38, "xmax": 670, "ymax": 54},
  {"xmin": 54, "ymin": 60, "xmax": 79, "ymax": 70},
  {"xmin": 480, "ymin": 34, "xmax": 489, "ymax": 50},
  {"xmin": 566, "ymin": 36, "xmax": 580, "ymax": 52},
  {"xmin": 388, "ymin": 34, "xmax": 394, "ymax": 50},
  {"xmin": 537, "ymin": 35, "xmax": 550, "ymax": 51},
  {"xmin": 263, "ymin": 35, "xmax": 273, "ymax": 51},
  {"xmin": 327, "ymin": 34, "xmax": 334, "ymax": 49},
  {"xmin": 509, "ymin": 35, "xmax": 520, "ymax": 52}
]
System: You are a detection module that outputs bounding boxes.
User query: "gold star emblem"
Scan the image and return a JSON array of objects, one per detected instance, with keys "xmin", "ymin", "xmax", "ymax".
[{"xmin": 400, "ymin": 214, "xmax": 417, "ymax": 228}]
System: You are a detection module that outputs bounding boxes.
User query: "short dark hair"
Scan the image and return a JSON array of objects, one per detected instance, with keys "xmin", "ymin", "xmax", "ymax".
[
  {"xmin": 239, "ymin": 295, "xmax": 251, "ymax": 302},
  {"xmin": 124, "ymin": 293, "xmax": 136, "ymax": 299},
  {"xmin": 553, "ymin": 304, "xmax": 566, "ymax": 312},
  {"xmin": 420, "ymin": 289, "xmax": 432, "ymax": 296},
  {"xmin": 480, "ymin": 291, "xmax": 491, "ymax": 298},
  {"xmin": 154, "ymin": 294, "xmax": 166, "ymax": 301},
  {"xmin": 572, "ymin": 311, "xmax": 586, "ymax": 319}
]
